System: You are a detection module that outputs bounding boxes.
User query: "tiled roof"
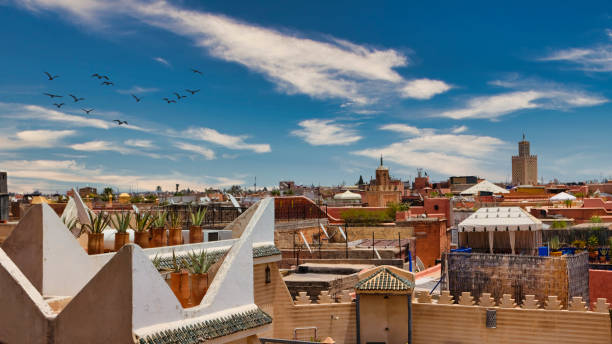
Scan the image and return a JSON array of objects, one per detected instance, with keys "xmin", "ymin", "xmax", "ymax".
[
  {"xmin": 355, "ymin": 268, "xmax": 414, "ymax": 294},
  {"xmin": 152, "ymin": 244, "xmax": 280, "ymax": 271},
  {"xmin": 136, "ymin": 308, "xmax": 272, "ymax": 344}
]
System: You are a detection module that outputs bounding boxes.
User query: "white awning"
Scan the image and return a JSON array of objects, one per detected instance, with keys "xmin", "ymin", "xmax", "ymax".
[
  {"xmin": 460, "ymin": 180, "xmax": 509, "ymax": 195},
  {"xmin": 549, "ymin": 192, "xmax": 576, "ymax": 201},
  {"xmin": 458, "ymin": 207, "xmax": 542, "ymax": 232}
]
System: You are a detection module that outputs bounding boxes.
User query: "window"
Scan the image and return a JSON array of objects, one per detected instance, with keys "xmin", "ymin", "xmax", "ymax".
[
  {"xmin": 265, "ymin": 265, "xmax": 271, "ymax": 284},
  {"xmin": 434, "ymin": 205, "xmax": 439, "ymax": 211}
]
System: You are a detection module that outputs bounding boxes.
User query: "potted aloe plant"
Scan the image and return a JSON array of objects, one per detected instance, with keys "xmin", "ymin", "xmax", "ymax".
[
  {"xmin": 111, "ymin": 212, "xmax": 131, "ymax": 251},
  {"xmin": 189, "ymin": 207, "xmax": 206, "ymax": 243},
  {"xmin": 168, "ymin": 211, "xmax": 183, "ymax": 246},
  {"xmin": 169, "ymin": 250, "xmax": 191, "ymax": 307},
  {"xmin": 151, "ymin": 211, "xmax": 167, "ymax": 247},
  {"xmin": 134, "ymin": 211, "xmax": 152, "ymax": 248},
  {"xmin": 83, "ymin": 210, "xmax": 111, "ymax": 254},
  {"xmin": 186, "ymin": 250, "xmax": 213, "ymax": 305},
  {"xmin": 549, "ymin": 236, "xmax": 562, "ymax": 256},
  {"xmin": 587, "ymin": 235, "xmax": 599, "ymax": 262}
]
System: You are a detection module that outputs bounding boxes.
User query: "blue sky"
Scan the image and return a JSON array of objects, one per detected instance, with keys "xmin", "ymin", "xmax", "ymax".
[{"xmin": 1, "ymin": 0, "xmax": 611, "ymax": 193}]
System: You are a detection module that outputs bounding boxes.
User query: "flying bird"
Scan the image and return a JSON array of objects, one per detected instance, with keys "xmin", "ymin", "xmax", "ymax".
[
  {"xmin": 173, "ymin": 92, "xmax": 187, "ymax": 100},
  {"xmin": 69, "ymin": 94, "xmax": 85, "ymax": 102},
  {"xmin": 91, "ymin": 73, "xmax": 110, "ymax": 80},
  {"xmin": 185, "ymin": 89, "xmax": 200, "ymax": 95},
  {"xmin": 163, "ymin": 98, "xmax": 177, "ymax": 104},
  {"xmin": 113, "ymin": 120, "xmax": 128, "ymax": 125},
  {"xmin": 101, "ymin": 81, "xmax": 114, "ymax": 86},
  {"xmin": 43, "ymin": 93, "xmax": 62, "ymax": 98},
  {"xmin": 44, "ymin": 72, "xmax": 59, "ymax": 80},
  {"xmin": 81, "ymin": 108, "xmax": 94, "ymax": 114},
  {"xmin": 190, "ymin": 68, "xmax": 203, "ymax": 75},
  {"xmin": 53, "ymin": 103, "xmax": 65, "ymax": 108},
  {"xmin": 131, "ymin": 94, "xmax": 142, "ymax": 102}
]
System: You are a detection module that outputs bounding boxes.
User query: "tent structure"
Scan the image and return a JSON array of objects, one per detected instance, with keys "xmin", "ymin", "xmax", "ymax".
[
  {"xmin": 550, "ymin": 192, "xmax": 576, "ymax": 201},
  {"xmin": 457, "ymin": 207, "xmax": 543, "ymax": 254},
  {"xmin": 460, "ymin": 180, "xmax": 509, "ymax": 196}
]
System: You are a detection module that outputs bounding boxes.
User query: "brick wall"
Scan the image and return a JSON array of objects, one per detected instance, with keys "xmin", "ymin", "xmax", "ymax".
[
  {"xmin": 590, "ymin": 269, "xmax": 612, "ymax": 308},
  {"xmin": 442, "ymin": 252, "xmax": 590, "ymax": 308},
  {"xmin": 397, "ymin": 219, "xmax": 448, "ymax": 268}
]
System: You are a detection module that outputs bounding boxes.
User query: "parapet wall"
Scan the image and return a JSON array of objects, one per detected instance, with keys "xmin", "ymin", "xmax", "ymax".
[
  {"xmin": 413, "ymin": 291, "xmax": 611, "ymax": 344},
  {"xmin": 442, "ymin": 252, "xmax": 589, "ymax": 308}
]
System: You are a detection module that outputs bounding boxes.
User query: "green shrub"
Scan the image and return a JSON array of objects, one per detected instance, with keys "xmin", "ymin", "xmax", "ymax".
[{"xmin": 340, "ymin": 208, "xmax": 392, "ymax": 225}]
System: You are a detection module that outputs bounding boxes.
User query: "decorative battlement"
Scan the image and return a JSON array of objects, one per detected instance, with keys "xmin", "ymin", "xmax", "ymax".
[
  {"xmin": 294, "ymin": 290, "xmax": 353, "ymax": 305},
  {"xmin": 415, "ymin": 290, "xmax": 610, "ymax": 313}
]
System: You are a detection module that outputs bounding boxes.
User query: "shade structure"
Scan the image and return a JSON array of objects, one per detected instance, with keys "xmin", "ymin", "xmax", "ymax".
[
  {"xmin": 460, "ymin": 180, "xmax": 509, "ymax": 196},
  {"xmin": 458, "ymin": 207, "xmax": 542, "ymax": 232},
  {"xmin": 549, "ymin": 192, "xmax": 576, "ymax": 201}
]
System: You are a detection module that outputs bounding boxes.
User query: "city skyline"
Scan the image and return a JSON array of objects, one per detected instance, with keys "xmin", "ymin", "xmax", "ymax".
[{"xmin": 1, "ymin": 1, "xmax": 612, "ymax": 193}]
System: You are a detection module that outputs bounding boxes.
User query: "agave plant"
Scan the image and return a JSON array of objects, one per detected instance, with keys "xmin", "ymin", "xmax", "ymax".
[
  {"xmin": 82, "ymin": 210, "xmax": 111, "ymax": 234},
  {"xmin": 549, "ymin": 236, "xmax": 561, "ymax": 251},
  {"xmin": 62, "ymin": 216, "xmax": 78, "ymax": 232},
  {"xmin": 186, "ymin": 250, "xmax": 213, "ymax": 274},
  {"xmin": 171, "ymin": 249, "xmax": 183, "ymax": 273},
  {"xmin": 151, "ymin": 253, "xmax": 163, "ymax": 271},
  {"xmin": 135, "ymin": 211, "xmax": 153, "ymax": 233},
  {"xmin": 152, "ymin": 211, "xmax": 167, "ymax": 228},
  {"xmin": 168, "ymin": 211, "xmax": 183, "ymax": 229},
  {"xmin": 190, "ymin": 207, "xmax": 207, "ymax": 227},
  {"xmin": 111, "ymin": 212, "xmax": 132, "ymax": 233}
]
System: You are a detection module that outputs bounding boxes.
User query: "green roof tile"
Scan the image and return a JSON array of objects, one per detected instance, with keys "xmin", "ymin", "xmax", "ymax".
[{"xmin": 355, "ymin": 267, "xmax": 414, "ymax": 293}]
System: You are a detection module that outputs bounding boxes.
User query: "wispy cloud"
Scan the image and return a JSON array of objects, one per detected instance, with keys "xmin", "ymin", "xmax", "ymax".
[
  {"xmin": 70, "ymin": 140, "xmax": 130, "ymax": 153},
  {"xmin": 153, "ymin": 56, "xmax": 171, "ymax": 67},
  {"xmin": 379, "ymin": 124, "xmax": 435, "ymax": 136},
  {"xmin": 400, "ymin": 79, "xmax": 452, "ymax": 99},
  {"xmin": 1, "ymin": 159, "xmax": 245, "ymax": 193},
  {"xmin": 14, "ymin": 0, "xmax": 451, "ymax": 105},
  {"xmin": 116, "ymin": 86, "xmax": 159, "ymax": 95},
  {"xmin": 436, "ymin": 78, "xmax": 607, "ymax": 120},
  {"xmin": 174, "ymin": 142, "xmax": 215, "ymax": 160},
  {"xmin": 540, "ymin": 30, "xmax": 612, "ymax": 72},
  {"xmin": 292, "ymin": 119, "xmax": 362, "ymax": 146},
  {"xmin": 353, "ymin": 126, "xmax": 507, "ymax": 178},
  {"xmin": 124, "ymin": 139, "xmax": 155, "ymax": 148},
  {"xmin": 183, "ymin": 127, "xmax": 271, "ymax": 153},
  {"xmin": 0, "ymin": 129, "xmax": 76, "ymax": 150},
  {"xmin": 451, "ymin": 125, "xmax": 468, "ymax": 134}
]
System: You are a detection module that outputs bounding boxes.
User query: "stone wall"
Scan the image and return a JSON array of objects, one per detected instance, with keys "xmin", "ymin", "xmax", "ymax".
[
  {"xmin": 442, "ymin": 252, "xmax": 589, "ymax": 308},
  {"xmin": 413, "ymin": 291, "xmax": 610, "ymax": 344}
]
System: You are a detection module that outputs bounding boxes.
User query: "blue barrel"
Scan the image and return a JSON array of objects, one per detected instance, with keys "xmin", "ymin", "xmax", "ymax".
[{"xmin": 538, "ymin": 246, "xmax": 549, "ymax": 256}]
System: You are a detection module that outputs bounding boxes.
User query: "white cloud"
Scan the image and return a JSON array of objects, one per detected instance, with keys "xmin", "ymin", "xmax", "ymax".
[
  {"xmin": 183, "ymin": 127, "xmax": 271, "ymax": 153},
  {"xmin": 0, "ymin": 129, "xmax": 76, "ymax": 150},
  {"xmin": 174, "ymin": 142, "xmax": 215, "ymax": 160},
  {"xmin": 400, "ymin": 79, "xmax": 451, "ymax": 99},
  {"xmin": 353, "ymin": 128, "xmax": 507, "ymax": 178},
  {"xmin": 125, "ymin": 139, "xmax": 155, "ymax": 148},
  {"xmin": 451, "ymin": 125, "xmax": 468, "ymax": 134},
  {"xmin": 116, "ymin": 86, "xmax": 159, "ymax": 95},
  {"xmin": 153, "ymin": 56, "xmax": 171, "ymax": 67},
  {"xmin": 438, "ymin": 90, "xmax": 606, "ymax": 120},
  {"xmin": 14, "ymin": 0, "xmax": 452, "ymax": 105},
  {"xmin": 291, "ymin": 119, "xmax": 362, "ymax": 146},
  {"xmin": 2, "ymin": 159, "xmax": 244, "ymax": 193},
  {"xmin": 70, "ymin": 140, "xmax": 129, "ymax": 153},
  {"xmin": 379, "ymin": 124, "xmax": 432, "ymax": 136}
]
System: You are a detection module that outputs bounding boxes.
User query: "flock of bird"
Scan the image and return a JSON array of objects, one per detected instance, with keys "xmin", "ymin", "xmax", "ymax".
[{"xmin": 42, "ymin": 68, "xmax": 204, "ymax": 126}]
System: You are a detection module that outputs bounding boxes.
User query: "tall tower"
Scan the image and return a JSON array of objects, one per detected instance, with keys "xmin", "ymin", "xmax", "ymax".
[
  {"xmin": 375, "ymin": 155, "xmax": 390, "ymax": 187},
  {"xmin": 512, "ymin": 134, "xmax": 538, "ymax": 185}
]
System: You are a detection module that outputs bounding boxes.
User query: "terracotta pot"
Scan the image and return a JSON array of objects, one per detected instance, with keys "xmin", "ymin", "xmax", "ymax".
[
  {"xmin": 189, "ymin": 225, "xmax": 203, "ymax": 243},
  {"xmin": 190, "ymin": 273, "xmax": 208, "ymax": 305},
  {"xmin": 169, "ymin": 271, "xmax": 192, "ymax": 308},
  {"xmin": 114, "ymin": 232, "xmax": 130, "ymax": 251},
  {"xmin": 151, "ymin": 227, "xmax": 166, "ymax": 247},
  {"xmin": 87, "ymin": 233, "xmax": 104, "ymax": 254},
  {"xmin": 134, "ymin": 231, "xmax": 149, "ymax": 248},
  {"xmin": 169, "ymin": 227, "xmax": 182, "ymax": 246}
]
